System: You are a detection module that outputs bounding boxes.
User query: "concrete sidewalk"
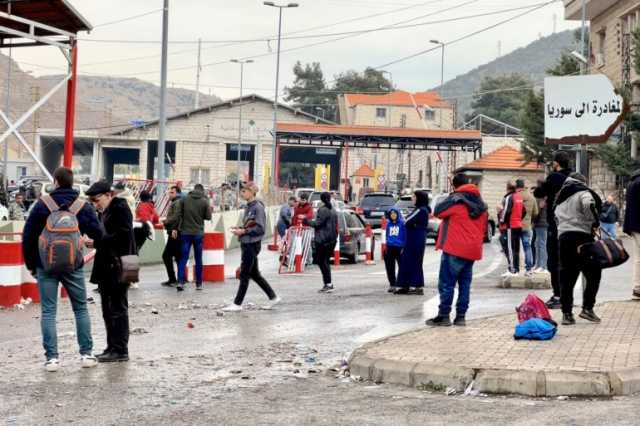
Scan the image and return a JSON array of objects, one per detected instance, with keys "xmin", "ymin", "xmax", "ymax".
[{"xmin": 350, "ymin": 300, "xmax": 640, "ymax": 397}]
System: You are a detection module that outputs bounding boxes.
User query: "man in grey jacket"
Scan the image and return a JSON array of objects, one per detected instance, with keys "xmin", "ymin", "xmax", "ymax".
[
  {"xmin": 224, "ymin": 182, "xmax": 280, "ymax": 312},
  {"xmin": 555, "ymin": 173, "xmax": 602, "ymax": 326}
]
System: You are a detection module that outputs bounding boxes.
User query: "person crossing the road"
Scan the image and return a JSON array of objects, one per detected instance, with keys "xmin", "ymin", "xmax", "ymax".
[
  {"xmin": 305, "ymin": 192, "xmax": 338, "ymax": 293},
  {"xmin": 224, "ymin": 182, "xmax": 280, "ymax": 312}
]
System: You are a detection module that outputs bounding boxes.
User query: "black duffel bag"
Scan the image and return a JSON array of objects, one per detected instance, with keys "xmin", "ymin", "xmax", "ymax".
[{"xmin": 578, "ymin": 228, "xmax": 629, "ymax": 269}]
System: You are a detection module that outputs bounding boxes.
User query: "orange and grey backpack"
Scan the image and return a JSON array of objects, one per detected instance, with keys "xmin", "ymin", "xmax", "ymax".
[{"xmin": 38, "ymin": 195, "xmax": 86, "ymax": 274}]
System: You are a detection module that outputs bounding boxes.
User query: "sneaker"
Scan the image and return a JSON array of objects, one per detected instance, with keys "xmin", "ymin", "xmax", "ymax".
[
  {"xmin": 425, "ymin": 316, "xmax": 452, "ymax": 327},
  {"xmin": 409, "ymin": 288, "xmax": 424, "ymax": 295},
  {"xmin": 319, "ymin": 285, "xmax": 334, "ymax": 293},
  {"xmin": 262, "ymin": 296, "xmax": 281, "ymax": 310},
  {"xmin": 80, "ymin": 354, "xmax": 98, "ymax": 368},
  {"xmin": 633, "ymin": 288, "xmax": 640, "ymax": 299},
  {"xmin": 524, "ymin": 271, "xmax": 533, "ymax": 278},
  {"xmin": 453, "ymin": 317, "xmax": 466, "ymax": 327},
  {"xmin": 387, "ymin": 287, "xmax": 396, "ymax": 293},
  {"xmin": 161, "ymin": 280, "xmax": 177, "ymax": 287},
  {"xmin": 393, "ymin": 288, "xmax": 410, "ymax": 295},
  {"xmin": 545, "ymin": 296, "xmax": 562, "ymax": 310},
  {"xmin": 222, "ymin": 303, "xmax": 243, "ymax": 312},
  {"xmin": 579, "ymin": 309, "xmax": 601, "ymax": 323},
  {"xmin": 44, "ymin": 358, "xmax": 60, "ymax": 372},
  {"xmin": 97, "ymin": 352, "xmax": 129, "ymax": 363},
  {"xmin": 562, "ymin": 313, "xmax": 576, "ymax": 325},
  {"xmin": 195, "ymin": 282, "xmax": 203, "ymax": 291},
  {"xmin": 129, "ymin": 282, "xmax": 139, "ymax": 289},
  {"xmin": 177, "ymin": 282, "xmax": 185, "ymax": 292}
]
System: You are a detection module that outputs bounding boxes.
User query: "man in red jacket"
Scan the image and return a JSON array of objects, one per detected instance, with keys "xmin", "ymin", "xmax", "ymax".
[
  {"xmin": 426, "ymin": 174, "xmax": 488, "ymax": 327},
  {"xmin": 499, "ymin": 181, "xmax": 526, "ymax": 276},
  {"xmin": 291, "ymin": 192, "xmax": 314, "ymax": 226}
]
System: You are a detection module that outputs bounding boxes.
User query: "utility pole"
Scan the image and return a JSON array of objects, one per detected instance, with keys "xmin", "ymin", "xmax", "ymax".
[
  {"xmin": 231, "ymin": 59, "xmax": 253, "ymax": 200},
  {"xmin": 157, "ymin": 0, "xmax": 169, "ymax": 184},
  {"xmin": 3, "ymin": 2, "xmax": 11, "ymax": 190},
  {"xmin": 264, "ymin": 2, "xmax": 299, "ymax": 191},
  {"xmin": 31, "ymin": 86, "xmax": 40, "ymax": 151},
  {"xmin": 194, "ymin": 38, "xmax": 202, "ymax": 109},
  {"xmin": 578, "ymin": 0, "xmax": 588, "ymax": 179}
]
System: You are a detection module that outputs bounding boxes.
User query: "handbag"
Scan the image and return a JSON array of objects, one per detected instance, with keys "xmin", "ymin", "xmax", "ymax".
[
  {"xmin": 578, "ymin": 228, "xmax": 629, "ymax": 269},
  {"xmin": 117, "ymin": 254, "xmax": 140, "ymax": 283}
]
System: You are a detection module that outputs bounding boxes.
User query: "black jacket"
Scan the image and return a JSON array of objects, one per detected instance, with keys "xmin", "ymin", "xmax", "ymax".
[
  {"xmin": 22, "ymin": 188, "xmax": 103, "ymax": 272},
  {"xmin": 533, "ymin": 168, "xmax": 572, "ymax": 226},
  {"xmin": 600, "ymin": 202, "xmax": 619, "ymax": 224},
  {"xmin": 90, "ymin": 197, "xmax": 136, "ymax": 284},
  {"xmin": 306, "ymin": 205, "xmax": 338, "ymax": 246},
  {"xmin": 624, "ymin": 170, "xmax": 640, "ymax": 234}
]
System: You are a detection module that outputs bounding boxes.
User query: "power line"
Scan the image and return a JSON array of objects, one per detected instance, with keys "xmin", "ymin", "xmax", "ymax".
[
  {"xmin": 92, "ymin": 8, "xmax": 164, "ymax": 29},
  {"xmin": 375, "ymin": 0, "xmax": 560, "ymax": 69}
]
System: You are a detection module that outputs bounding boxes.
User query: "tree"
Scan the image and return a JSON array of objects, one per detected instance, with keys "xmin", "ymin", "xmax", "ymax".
[
  {"xmin": 332, "ymin": 67, "xmax": 393, "ymax": 93},
  {"xmin": 519, "ymin": 89, "xmax": 552, "ymax": 164},
  {"xmin": 466, "ymin": 74, "xmax": 532, "ymax": 127},
  {"xmin": 284, "ymin": 61, "xmax": 335, "ymax": 121},
  {"xmin": 547, "ymin": 29, "xmax": 585, "ymax": 77}
]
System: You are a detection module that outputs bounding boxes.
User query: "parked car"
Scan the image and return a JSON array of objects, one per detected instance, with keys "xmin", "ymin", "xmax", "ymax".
[
  {"xmin": 357, "ymin": 192, "xmax": 396, "ymax": 228},
  {"xmin": 310, "ymin": 209, "xmax": 374, "ymax": 264},
  {"xmin": 294, "ymin": 187, "xmax": 315, "ymax": 200}
]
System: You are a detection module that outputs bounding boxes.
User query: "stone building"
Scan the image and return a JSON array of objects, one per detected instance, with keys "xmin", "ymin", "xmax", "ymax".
[{"xmin": 456, "ymin": 146, "xmax": 545, "ymax": 222}]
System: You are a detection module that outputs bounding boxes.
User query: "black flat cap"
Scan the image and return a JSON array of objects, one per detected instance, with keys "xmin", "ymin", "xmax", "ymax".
[{"xmin": 86, "ymin": 181, "xmax": 112, "ymax": 196}]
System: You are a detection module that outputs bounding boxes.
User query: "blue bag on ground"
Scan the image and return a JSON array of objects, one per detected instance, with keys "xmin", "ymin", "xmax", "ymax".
[{"xmin": 514, "ymin": 318, "xmax": 557, "ymax": 341}]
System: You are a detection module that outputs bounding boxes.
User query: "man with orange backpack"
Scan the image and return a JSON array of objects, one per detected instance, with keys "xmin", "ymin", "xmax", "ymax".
[{"xmin": 22, "ymin": 167, "xmax": 104, "ymax": 372}]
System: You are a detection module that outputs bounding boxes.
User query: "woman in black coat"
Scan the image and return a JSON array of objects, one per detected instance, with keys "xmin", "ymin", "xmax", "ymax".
[
  {"xmin": 86, "ymin": 181, "xmax": 136, "ymax": 363},
  {"xmin": 394, "ymin": 190, "xmax": 430, "ymax": 295},
  {"xmin": 306, "ymin": 192, "xmax": 338, "ymax": 293}
]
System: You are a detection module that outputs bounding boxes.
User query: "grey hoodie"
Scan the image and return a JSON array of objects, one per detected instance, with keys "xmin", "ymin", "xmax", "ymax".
[
  {"xmin": 240, "ymin": 199, "xmax": 266, "ymax": 244},
  {"xmin": 554, "ymin": 177, "xmax": 598, "ymax": 236}
]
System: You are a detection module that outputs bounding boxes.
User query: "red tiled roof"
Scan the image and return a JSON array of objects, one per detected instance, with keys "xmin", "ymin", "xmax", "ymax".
[
  {"xmin": 352, "ymin": 164, "xmax": 376, "ymax": 177},
  {"xmin": 276, "ymin": 122, "xmax": 481, "ymax": 140},
  {"xmin": 457, "ymin": 146, "xmax": 543, "ymax": 172},
  {"xmin": 345, "ymin": 91, "xmax": 451, "ymax": 109}
]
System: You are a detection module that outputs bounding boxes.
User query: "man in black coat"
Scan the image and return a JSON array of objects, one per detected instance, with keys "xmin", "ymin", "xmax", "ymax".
[
  {"xmin": 86, "ymin": 181, "xmax": 136, "ymax": 363},
  {"xmin": 22, "ymin": 167, "xmax": 103, "ymax": 372},
  {"xmin": 533, "ymin": 151, "xmax": 572, "ymax": 309},
  {"xmin": 625, "ymin": 169, "xmax": 640, "ymax": 299}
]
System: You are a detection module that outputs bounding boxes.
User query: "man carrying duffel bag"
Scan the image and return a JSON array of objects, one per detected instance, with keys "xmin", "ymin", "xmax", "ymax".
[{"xmin": 555, "ymin": 173, "xmax": 603, "ymax": 326}]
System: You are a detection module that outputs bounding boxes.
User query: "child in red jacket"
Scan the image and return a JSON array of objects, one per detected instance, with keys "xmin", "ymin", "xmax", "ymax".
[{"xmin": 134, "ymin": 191, "xmax": 159, "ymax": 251}]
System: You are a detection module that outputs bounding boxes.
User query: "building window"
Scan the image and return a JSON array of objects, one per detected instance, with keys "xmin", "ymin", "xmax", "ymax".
[
  {"xmin": 596, "ymin": 29, "xmax": 606, "ymax": 68},
  {"xmin": 190, "ymin": 168, "xmax": 210, "ymax": 185},
  {"xmin": 363, "ymin": 177, "xmax": 370, "ymax": 188},
  {"xmin": 375, "ymin": 108, "xmax": 387, "ymax": 119},
  {"xmin": 17, "ymin": 166, "xmax": 27, "ymax": 178},
  {"xmin": 424, "ymin": 109, "xmax": 436, "ymax": 121}
]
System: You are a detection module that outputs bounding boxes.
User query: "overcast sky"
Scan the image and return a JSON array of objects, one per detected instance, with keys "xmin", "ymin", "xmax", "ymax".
[{"xmin": 13, "ymin": 0, "xmax": 579, "ymax": 103}]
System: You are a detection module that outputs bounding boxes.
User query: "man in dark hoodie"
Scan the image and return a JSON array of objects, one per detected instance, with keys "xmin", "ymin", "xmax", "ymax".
[
  {"xmin": 426, "ymin": 174, "xmax": 488, "ymax": 327},
  {"xmin": 175, "ymin": 183, "xmax": 212, "ymax": 291},
  {"xmin": 555, "ymin": 173, "xmax": 602, "ymax": 325},
  {"xmin": 533, "ymin": 150, "xmax": 572, "ymax": 309},
  {"xmin": 23, "ymin": 167, "xmax": 104, "ymax": 371},
  {"xmin": 625, "ymin": 169, "xmax": 640, "ymax": 299}
]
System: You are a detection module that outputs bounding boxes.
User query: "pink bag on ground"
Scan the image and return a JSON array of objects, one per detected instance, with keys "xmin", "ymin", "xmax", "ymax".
[{"xmin": 516, "ymin": 293, "xmax": 553, "ymax": 324}]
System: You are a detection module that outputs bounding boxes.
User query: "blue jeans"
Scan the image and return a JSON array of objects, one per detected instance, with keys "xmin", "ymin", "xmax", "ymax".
[
  {"xmin": 601, "ymin": 222, "xmax": 617, "ymax": 240},
  {"xmin": 37, "ymin": 268, "xmax": 93, "ymax": 360},
  {"xmin": 521, "ymin": 230, "xmax": 534, "ymax": 272},
  {"xmin": 534, "ymin": 227, "xmax": 548, "ymax": 269},
  {"xmin": 178, "ymin": 234, "xmax": 204, "ymax": 283},
  {"xmin": 437, "ymin": 253, "xmax": 474, "ymax": 318}
]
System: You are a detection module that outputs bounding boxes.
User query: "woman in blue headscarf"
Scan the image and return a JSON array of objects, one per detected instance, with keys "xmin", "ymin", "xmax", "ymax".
[{"xmin": 394, "ymin": 190, "xmax": 430, "ymax": 295}]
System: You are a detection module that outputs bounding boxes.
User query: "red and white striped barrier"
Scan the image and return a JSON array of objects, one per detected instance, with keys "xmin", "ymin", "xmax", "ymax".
[
  {"xmin": 279, "ymin": 226, "xmax": 314, "ymax": 274},
  {"xmin": 364, "ymin": 224, "xmax": 375, "ymax": 265},
  {"xmin": 201, "ymin": 232, "xmax": 225, "ymax": 283},
  {"xmin": 0, "ymin": 241, "xmax": 38, "ymax": 307},
  {"xmin": 380, "ymin": 216, "xmax": 387, "ymax": 257}
]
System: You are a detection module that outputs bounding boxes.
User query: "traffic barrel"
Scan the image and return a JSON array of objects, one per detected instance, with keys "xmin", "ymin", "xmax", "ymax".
[
  {"xmin": 0, "ymin": 241, "xmax": 39, "ymax": 307},
  {"xmin": 201, "ymin": 232, "xmax": 225, "ymax": 283}
]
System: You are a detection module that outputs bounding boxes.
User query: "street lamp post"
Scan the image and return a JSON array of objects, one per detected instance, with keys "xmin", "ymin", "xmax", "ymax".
[
  {"xmin": 231, "ymin": 59, "xmax": 254, "ymax": 201},
  {"xmin": 264, "ymin": 1, "xmax": 298, "ymax": 192},
  {"xmin": 430, "ymin": 39, "xmax": 446, "ymax": 192}
]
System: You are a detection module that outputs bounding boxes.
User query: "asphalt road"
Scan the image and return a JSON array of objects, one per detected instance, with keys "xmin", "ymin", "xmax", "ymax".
[{"xmin": 1, "ymin": 238, "xmax": 638, "ymax": 425}]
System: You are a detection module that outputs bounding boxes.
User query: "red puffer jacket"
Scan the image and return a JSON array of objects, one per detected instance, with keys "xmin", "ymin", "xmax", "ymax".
[
  {"xmin": 435, "ymin": 184, "xmax": 488, "ymax": 261},
  {"xmin": 136, "ymin": 201, "xmax": 160, "ymax": 224},
  {"xmin": 292, "ymin": 202, "xmax": 314, "ymax": 226}
]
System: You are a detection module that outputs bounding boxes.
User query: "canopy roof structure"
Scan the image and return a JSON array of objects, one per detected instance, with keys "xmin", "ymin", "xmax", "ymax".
[
  {"xmin": 0, "ymin": 0, "xmax": 91, "ymax": 180},
  {"xmin": 275, "ymin": 122, "xmax": 482, "ymax": 154}
]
